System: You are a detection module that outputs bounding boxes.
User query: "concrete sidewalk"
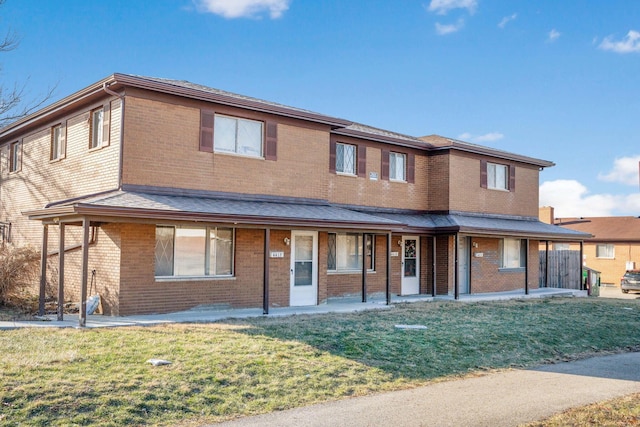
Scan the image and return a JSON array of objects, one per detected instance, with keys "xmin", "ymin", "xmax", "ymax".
[
  {"xmin": 212, "ymin": 352, "xmax": 640, "ymax": 427},
  {"xmin": 0, "ymin": 288, "xmax": 585, "ymax": 329}
]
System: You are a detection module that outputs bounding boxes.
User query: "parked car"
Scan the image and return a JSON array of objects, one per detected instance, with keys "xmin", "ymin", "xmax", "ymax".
[{"xmin": 621, "ymin": 270, "xmax": 640, "ymax": 293}]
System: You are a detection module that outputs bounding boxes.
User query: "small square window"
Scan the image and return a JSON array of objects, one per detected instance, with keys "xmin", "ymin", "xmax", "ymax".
[
  {"xmin": 488, "ymin": 163, "xmax": 508, "ymax": 190},
  {"xmin": 596, "ymin": 244, "xmax": 614, "ymax": 259},
  {"xmin": 389, "ymin": 152, "xmax": 406, "ymax": 181},
  {"xmin": 336, "ymin": 143, "xmax": 356, "ymax": 175}
]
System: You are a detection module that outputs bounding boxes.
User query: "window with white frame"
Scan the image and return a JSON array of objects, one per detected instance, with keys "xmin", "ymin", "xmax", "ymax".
[
  {"xmin": 214, "ymin": 114, "xmax": 263, "ymax": 157},
  {"xmin": 51, "ymin": 124, "xmax": 64, "ymax": 160},
  {"xmin": 596, "ymin": 244, "xmax": 614, "ymax": 259},
  {"xmin": 327, "ymin": 233, "xmax": 374, "ymax": 271},
  {"xmin": 336, "ymin": 143, "xmax": 356, "ymax": 175},
  {"xmin": 9, "ymin": 141, "xmax": 21, "ymax": 172},
  {"xmin": 500, "ymin": 238, "xmax": 526, "ymax": 269},
  {"xmin": 90, "ymin": 108, "xmax": 104, "ymax": 149},
  {"xmin": 389, "ymin": 152, "xmax": 406, "ymax": 181},
  {"xmin": 488, "ymin": 162, "xmax": 508, "ymax": 190},
  {"xmin": 553, "ymin": 243, "xmax": 570, "ymax": 251},
  {"xmin": 155, "ymin": 226, "xmax": 234, "ymax": 277}
]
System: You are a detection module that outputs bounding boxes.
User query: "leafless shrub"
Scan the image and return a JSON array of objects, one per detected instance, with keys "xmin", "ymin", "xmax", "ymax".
[{"xmin": 0, "ymin": 245, "xmax": 40, "ymax": 309}]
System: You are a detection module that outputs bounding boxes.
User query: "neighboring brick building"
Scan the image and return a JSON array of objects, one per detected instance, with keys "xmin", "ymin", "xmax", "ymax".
[
  {"xmin": 540, "ymin": 206, "xmax": 640, "ymax": 286},
  {"xmin": 0, "ymin": 74, "xmax": 587, "ymax": 318}
]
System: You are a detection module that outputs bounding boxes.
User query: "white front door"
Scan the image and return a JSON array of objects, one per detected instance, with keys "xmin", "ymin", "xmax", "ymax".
[
  {"xmin": 401, "ymin": 236, "xmax": 420, "ymax": 295},
  {"xmin": 458, "ymin": 235, "xmax": 470, "ymax": 294},
  {"xmin": 290, "ymin": 231, "xmax": 318, "ymax": 306}
]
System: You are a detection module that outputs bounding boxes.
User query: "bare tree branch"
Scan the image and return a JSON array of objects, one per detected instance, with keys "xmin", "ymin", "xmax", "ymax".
[{"xmin": 0, "ymin": 0, "xmax": 57, "ymax": 128}]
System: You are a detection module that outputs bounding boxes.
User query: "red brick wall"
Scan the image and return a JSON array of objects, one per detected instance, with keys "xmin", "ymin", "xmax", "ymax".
[
  {"xmin": 469, "ymin": 237, "xmax": 540, "ymax": 293},
  {"xmin": 325, "ymin": 234, "xmax": 388, "ymax": 299}
]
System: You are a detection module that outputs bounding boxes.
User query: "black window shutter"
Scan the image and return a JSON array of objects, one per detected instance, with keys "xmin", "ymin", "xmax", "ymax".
[
  {"xmin": 509, "ymin": 165, "xmax": 516, "ymax": 191},
  {"xmin": 381, "ymin": 150, "xmax": 390, "ymax": 180},
  {"xmin": 329, "ymin": 139, "xmax": 336, "ymax": 173},
  {"xmin": 407, "ymin": 153, "xmax": 415, "ymax": 183},
  {"xmin": 200, "ymin": 110, "xmax": 214, "ymax": 152},
  {"xmin": 357, "ymin": 145, "xmax": 367, "ymax": 177},
  {"xmin": 480, "ymin": 160, "xmax": 488, "ymax": 188},
  {"xmin": 265, "ymin": 121, "xmax": 277, "ymax": 160}
]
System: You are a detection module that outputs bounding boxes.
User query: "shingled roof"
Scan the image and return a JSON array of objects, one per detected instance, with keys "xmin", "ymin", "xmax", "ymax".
[{"xmin": 554, "ymin": 216, "xmax": 640, "ymax": 242}]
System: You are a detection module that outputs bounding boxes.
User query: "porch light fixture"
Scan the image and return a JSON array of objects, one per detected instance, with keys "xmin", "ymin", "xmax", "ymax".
[
  {"xmin": 398, "ymin": 240, "xmax": 403, "ymax": 247},
  {"xmin": 284, "ymin": 237, "xmax": 291, "ymax": 246}
]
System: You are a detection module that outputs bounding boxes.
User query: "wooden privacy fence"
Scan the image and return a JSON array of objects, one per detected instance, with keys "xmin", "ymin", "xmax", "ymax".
[{"xmin": 539, "ymin": 250, "xmax": 582, "ymax": 289}]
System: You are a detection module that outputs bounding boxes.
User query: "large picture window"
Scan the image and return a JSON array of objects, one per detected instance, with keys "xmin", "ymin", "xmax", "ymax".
[
  {"xmin": 336, "ymin": 143, "xmax": 356, "ymax": 175},
  {"xmin": 500, "ymin": 238, "xmax": 526, "ymax": 269},
  {"xmin": 214, "ymin": 114, "xmax": 263, "ymax": 157},
  {"xmin": 328, "ymin": 233, "xmax": 374, "ymax": 271},
  {"xmin": 155, "ymin": 226, "xmax": 234, "ymax": 277}
]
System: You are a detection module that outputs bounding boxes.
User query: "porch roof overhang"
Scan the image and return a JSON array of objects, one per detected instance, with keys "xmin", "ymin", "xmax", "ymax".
[
  {"xmin": 368, "ymin": 211, "xmax": 591, "ymax": 241},
  {"xmin": 25, "ymin": 190, "xmax": 403, "ymax": 232}
]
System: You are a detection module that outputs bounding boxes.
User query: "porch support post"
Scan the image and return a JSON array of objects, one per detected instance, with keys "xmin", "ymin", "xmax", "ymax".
[
  {"xmin": 432, "ymin": 236, "xmax": 437, "ymax": 297},
  {"xmin": 524, "ymin": 239, "xmax": 529, "ymax": 295},
  {"xmin": 386, "ymin": 232, "xmax": 391, "ymax": 305},
  {"xmin": 79, "ymin": 218, "xmax": 90, "ymax": 327},
  {"xmin": 580, "ymin": 241, "xmax": 584, "ymax": 290},
  {"xmin": 454, "ymin": 234, "xmax": 459, "ymax": 300},
  {"xmin": 361, "ymin": 233, "xmax": 367, "ymax": 303},
  {"xmin": 57, "ymin": 223, "xmax": 65, "ymax": 321},
  {"xmin": 38, "ymin": 225, "xmax": 48, "ymax": 316},
  {"xmin": 545, "ymin": 241, "xmax": 550, "ymax": 288},
  {"xmin": 263, "ymin": 228, "xmax": 270, "ymax": 315}
]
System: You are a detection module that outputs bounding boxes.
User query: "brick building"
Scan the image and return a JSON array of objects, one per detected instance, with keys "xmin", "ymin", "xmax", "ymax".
[
  {"xmin": 540, "ymin": 206, "xmax": 640, "ymax": 286},
  {"xmin": 0, "ymin": 74, "xmax": 586, "ymax": 318}
]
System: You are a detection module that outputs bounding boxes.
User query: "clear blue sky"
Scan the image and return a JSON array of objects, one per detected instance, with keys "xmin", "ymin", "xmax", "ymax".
[{"xmin": 3, "ymin": 0, "xmax": 639, "ymax": 217}]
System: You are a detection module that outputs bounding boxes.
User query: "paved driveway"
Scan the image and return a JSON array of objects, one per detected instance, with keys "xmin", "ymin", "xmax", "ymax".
[
  {"xmin": 212, "ymin": 352, "xmax": 640, "ymax": 427},
  {"xmin": 599, "ymin": 285, "xmax": 640, "ymax": 300}
]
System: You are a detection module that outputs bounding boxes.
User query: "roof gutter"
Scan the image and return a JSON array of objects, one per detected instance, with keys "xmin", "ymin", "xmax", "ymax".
[{"xmin": 110, "ymin": 73, "xmax": 352, "ymax": 128}]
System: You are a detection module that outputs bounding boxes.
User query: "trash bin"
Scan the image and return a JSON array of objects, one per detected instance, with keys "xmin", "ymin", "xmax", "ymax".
[{"xmin": 583, "ymin": 267, "xmax": 601, "ymax": 297}]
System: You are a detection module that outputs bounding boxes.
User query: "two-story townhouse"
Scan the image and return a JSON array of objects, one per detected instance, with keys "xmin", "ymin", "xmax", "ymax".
[{"xmin": 0, "ymin": 74, "xmax": 587, "ymax": 321}]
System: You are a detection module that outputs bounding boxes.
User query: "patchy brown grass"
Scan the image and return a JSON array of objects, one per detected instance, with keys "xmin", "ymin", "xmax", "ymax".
[
  {"xmin": 524, "ymin": 392, "xmax": 640, "ymax": 426},
  {"xmin": 1, "ymin": 297, "xmax": 639, "ymax": 426}
]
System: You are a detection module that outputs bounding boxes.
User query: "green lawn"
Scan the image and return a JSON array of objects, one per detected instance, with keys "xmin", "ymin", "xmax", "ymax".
[{"xmin": 1, "ymin": 297, "xmax": 640, "ymax": 426}]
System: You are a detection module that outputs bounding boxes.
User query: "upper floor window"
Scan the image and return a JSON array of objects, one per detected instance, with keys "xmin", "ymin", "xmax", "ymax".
[
  {"xmin": 155, "ymin": 225, "xmax": 234, "ymax": 277},
  {"xmin": 389, "ymin": 152, "xmax": 406, "ymax": 181},
  {"xmin": 488, "ymin": 162, "xmax": 508, "ymax": 190},
  {"xmin": 328, "ymin": 233, "xmax": 374, "ymax": 271},
  {"xmin": 89, "ymin": 104, "xmax": 111, "ymax": 150},
  {"xmin": 214, "ymin": 114, "xmax": 263, "ymax": 158},
  {"xmin": 500, "ymin": 238, "xmax": 526, "ymax": 269},
  {"xmin": 481, "ymin": 160, "xmax": 514, "ymax": 191},
  {"xmin": 336, "ymin": 143, "xmax": 356, "ymax": 175},
  {"xmin": 596, "ymin": 244, "xmax": 614, "ymax": 259},
  {"xmin": 50, "ymin": 124, "xmax": 65, "ymax": 161},
  {"xmin": 90, "ymin": 108, "xmax": 104, "ymax": 149},
  {"xmin": 9, "ymin": 141, "xmax": 21, "ymax": 173}
]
